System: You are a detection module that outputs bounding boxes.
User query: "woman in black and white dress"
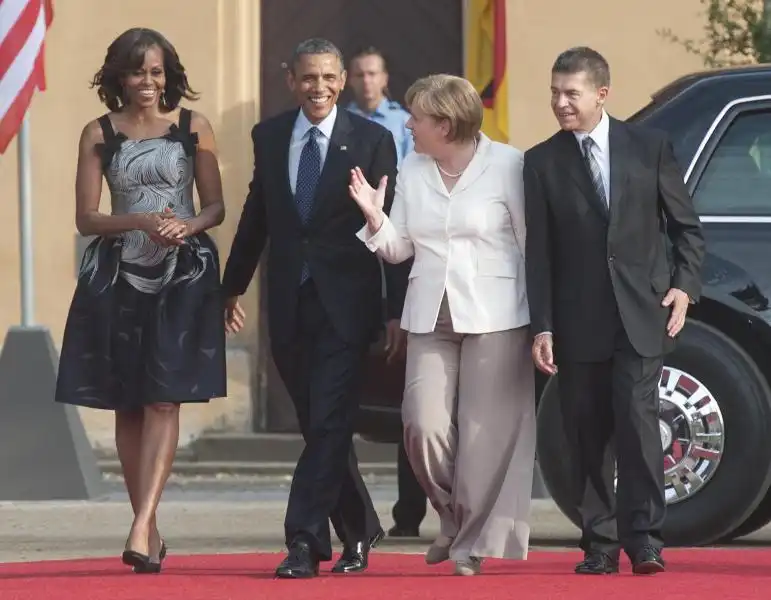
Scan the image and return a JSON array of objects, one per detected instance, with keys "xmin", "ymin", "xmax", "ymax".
[{"xmin": 55, "ymin": 28, "xmax": 227, "ymax": 573}]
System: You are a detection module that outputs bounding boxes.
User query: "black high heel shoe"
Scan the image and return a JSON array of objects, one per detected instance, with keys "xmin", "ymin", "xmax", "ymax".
[
  {"xmin": 122, "ymin": 549, "xmax": 152, "ymax": 571},
  {"xmin": 132, "ymin": 540, "xmax": 167, "ymax": 574}
]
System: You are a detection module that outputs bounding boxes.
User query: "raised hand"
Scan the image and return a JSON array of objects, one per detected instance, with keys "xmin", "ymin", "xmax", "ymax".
[{"xmin": 349, "ymin": 167, "xmax": 387, "ymax": 217}]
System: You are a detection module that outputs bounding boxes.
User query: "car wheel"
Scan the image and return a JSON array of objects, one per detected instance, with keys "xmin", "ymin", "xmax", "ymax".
[{"xmin": 536, "ymin": 319, "xmax": 771, "ymax": 546}]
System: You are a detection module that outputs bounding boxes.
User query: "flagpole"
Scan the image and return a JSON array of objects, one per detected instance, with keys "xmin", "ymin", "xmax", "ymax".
[
  {"xmin": 462, "ymin": 0, "xmax": 468, "ymax": 76},
  {"xmin": 16, "ymin": 113, "xmax": 34, "ymax": 327}
]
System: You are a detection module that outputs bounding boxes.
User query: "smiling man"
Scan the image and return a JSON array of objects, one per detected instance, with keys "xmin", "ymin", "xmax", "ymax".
[
  {"xmin": 523, "ymin": 47, "xmax": 705, "ymax": 576},
  {"xmin": 221, "ymin": 38, "xmax": 405, "ymax": 579}
]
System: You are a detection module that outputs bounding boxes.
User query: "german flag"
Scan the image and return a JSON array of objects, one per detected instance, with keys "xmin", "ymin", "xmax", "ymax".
[{"xmin": 465, "ymin": 0, "xmax": 508, "ymax": 142}]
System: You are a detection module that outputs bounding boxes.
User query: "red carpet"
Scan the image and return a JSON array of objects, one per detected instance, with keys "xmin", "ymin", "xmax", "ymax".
[{"xmin": 1, "ymin": 549, "xmax": 770, "ymax": 600}]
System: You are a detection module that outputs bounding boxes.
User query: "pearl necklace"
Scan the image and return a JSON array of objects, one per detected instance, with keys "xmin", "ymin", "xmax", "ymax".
[{"xmin": 435, "ymin": 137, "xmax": 478, "ymax": 178}]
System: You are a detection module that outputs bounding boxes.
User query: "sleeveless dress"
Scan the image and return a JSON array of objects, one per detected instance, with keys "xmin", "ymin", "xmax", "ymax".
[{"xmin": 55, "ymin": 109, "xmax": 227, "ymax": 410}]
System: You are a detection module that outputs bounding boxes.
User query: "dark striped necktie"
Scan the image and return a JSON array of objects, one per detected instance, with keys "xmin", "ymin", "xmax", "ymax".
[{"xmin": 582, "ymin": 136, "xmax": 607, "ymax": 208}]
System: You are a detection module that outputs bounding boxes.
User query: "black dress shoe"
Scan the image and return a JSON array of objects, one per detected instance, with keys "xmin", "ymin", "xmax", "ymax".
[
  {"xmin": 388, "ymin": 525, "xmax": 420, "ymax": 538},
  {"xmin": 370, "ymin": 527, "xmax": 385, "ymax": 548},
  {"xmin": 275, "ymin": 539, "xmax": 319, "ymax": 579},
  {"xmin": 331, "ymin": 528, "xmax": 385, "ymax": 574},
  {"xmin": 575, "ymin": 551, "xmax": 620, "ymax": 575},
  {"xmin": 631, "ymin": 545, "xmax": 666, "ymax": 575}
]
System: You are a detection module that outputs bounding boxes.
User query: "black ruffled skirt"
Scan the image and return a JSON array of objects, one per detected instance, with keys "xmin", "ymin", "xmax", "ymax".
[{"xmin": 55, "ymin": 233, "xmax": 227, "ymax": 410}]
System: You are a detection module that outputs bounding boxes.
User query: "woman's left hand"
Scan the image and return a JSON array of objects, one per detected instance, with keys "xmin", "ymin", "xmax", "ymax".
[
  {"xmin": 156, "ymin": 209, "xmax": 190, "ymax": 243},
  {"xmin": 384, "ymin": 318, "xmax": 407, "ymax": 365}
]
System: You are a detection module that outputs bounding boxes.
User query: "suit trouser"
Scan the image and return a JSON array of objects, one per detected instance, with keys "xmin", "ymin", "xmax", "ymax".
[
  {"xmin": 557, "ymin": 325, "xmax": 666, "ymax": 558},
  {"xmin": 271, "ymin": 280, "xmax": 381, "ymax": 561},
  {"xmin": 401, "ymin": 296, "xmax": 535, "ymax": 561}
]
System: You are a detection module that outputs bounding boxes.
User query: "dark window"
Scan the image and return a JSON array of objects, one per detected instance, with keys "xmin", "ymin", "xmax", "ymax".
[
  {"xmin": 693, "ymin": 110, "xmax": 771, "ymax": 216},
  {"xmin": 630, "ymin": 95, "xmax": 718, "ymax": 168}
]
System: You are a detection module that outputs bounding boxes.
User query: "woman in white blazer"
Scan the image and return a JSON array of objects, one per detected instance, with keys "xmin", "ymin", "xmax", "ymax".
[{"xmin": 350, "ymin": 74, "xmax": 536, "ymax": 576}]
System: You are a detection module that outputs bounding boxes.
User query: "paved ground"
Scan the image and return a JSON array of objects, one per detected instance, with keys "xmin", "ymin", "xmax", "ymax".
[{"xmin": 0, "ymin": 476, "xmax": 769, "ymax": 564}]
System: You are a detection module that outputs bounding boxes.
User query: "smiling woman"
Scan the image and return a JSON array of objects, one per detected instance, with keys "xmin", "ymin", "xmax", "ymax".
[
  {"xmin": 54, "ymin": 27, "xmax": 227, "ymax": 577},
  {"xmin": 90, "ymin": 28, "xmax": 199, "ymax": 112}
]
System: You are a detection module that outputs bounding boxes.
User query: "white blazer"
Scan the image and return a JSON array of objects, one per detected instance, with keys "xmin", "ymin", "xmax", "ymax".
[{"xmin": 357, "ymin": 133, "xmax": 529, "ymax": 334}]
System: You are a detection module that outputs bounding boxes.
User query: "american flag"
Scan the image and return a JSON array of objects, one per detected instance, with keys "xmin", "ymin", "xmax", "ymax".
[{"xmin": 0, "ymin": 0, "xmax": 53, "ymax": 154}]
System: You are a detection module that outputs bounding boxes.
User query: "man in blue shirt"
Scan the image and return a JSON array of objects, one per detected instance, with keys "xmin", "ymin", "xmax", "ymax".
[
  {"xmin": 346, "ymin": 47, "xmax": 413, "ymax": 166},
  {"xmin": 346, "ymin": 47, "xmax": 426, "ymax": 539}
]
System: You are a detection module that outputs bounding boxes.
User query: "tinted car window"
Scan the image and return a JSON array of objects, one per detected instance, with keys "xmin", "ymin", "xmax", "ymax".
[
  {"xmin": 693, "ymin": 109, "xmax": 771, "ymax": 216},
  {"xmin": 627, "ymin": 73, "xmax": 771, "ymax": 171},
  {"xmin": 629, "ymin": 92, "xmax": 720, "ymax": 169}
]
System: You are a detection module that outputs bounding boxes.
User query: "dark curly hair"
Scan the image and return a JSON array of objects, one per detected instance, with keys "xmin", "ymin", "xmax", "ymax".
[{"xmin": 90, "ymin": 28, "xmax": 199, "ymax": 112}]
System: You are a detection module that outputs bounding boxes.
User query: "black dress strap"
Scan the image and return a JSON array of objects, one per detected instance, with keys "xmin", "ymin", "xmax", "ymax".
[
  {"xmin": 95, "ymin": 114, "xmax": 126, "ymax": 170},
  {"xmin": 171, "ymin": 108, "xmax": 198, "ymax": 157},
  {"xmin": 97, "ymin": 114, "xmax": 115, "ymax": 142},
  {"xmin": 178, "ymin": 107, "xmax": 192, "ymax": 135}
]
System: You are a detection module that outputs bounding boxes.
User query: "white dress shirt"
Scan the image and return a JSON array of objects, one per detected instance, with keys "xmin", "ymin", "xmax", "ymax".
[
  {"xmin": 288, "ymin": 105, "xmax": 337, "ymax": 194},
  {"xmin": 573, "ymin": 109, "xmax": 610, "ymax": 204},
  {"xmin": 356, "ymin": 134, "xmax": 529, "ymax": 334}
]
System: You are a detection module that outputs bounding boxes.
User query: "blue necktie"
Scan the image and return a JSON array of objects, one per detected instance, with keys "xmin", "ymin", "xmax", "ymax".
[{"xmin": 295, "ymin": 127, "xmax": 321, "ymax": 283}]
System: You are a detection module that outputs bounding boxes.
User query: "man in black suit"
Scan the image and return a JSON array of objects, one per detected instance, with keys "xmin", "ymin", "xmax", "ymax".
[
  {"xmin": 222, "ymin": 38, "xmax": 407, "ymax": 579},
  {"xmin": 524, "ymin": 47, "xmax": 705, "ymax": 576}
]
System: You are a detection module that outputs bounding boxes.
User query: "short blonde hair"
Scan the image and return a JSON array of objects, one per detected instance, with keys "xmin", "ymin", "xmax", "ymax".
[{"xmin": 405, "ymin": 74, "xmax": 483, "ymax": 143}]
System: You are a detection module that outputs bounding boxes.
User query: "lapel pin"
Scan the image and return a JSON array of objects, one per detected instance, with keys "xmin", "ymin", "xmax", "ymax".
[{"xmin": 340, "ymin": 145, "xmax": 347, "ymax": 151}]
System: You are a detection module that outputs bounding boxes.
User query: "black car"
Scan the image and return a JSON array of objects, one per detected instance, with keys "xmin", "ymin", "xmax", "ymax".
[{"xmin": 356, "ymin": 64, "xmax": 771, "ymax": 547}]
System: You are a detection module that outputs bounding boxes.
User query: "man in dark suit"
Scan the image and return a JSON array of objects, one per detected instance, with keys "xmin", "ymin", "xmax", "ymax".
[
  {"xmin": 524, "ymin": 47, "xmax": 705, "ymax": 576},
  {"xmin": 222, "ymin": 38, "xmax": 407, "ymax": 579}
]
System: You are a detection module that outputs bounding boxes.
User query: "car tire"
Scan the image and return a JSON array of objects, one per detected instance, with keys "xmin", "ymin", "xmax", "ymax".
[
  {"xmin": 723, "ymin": 488, "xmax": 771, "ymax": 541},
  {"xmin": 536, "ymin": 319, "xmax": 771, "ymax": 547}
]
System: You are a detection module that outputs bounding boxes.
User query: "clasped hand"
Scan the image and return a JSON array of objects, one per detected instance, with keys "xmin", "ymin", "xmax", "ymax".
[{"xmin": 143, "ymin": 208, "xmax": 190, "ymax": 247}]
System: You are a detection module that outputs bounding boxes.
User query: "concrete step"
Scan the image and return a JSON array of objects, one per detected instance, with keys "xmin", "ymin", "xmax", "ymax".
[
  {"xmin": 94, "ymin": 433, "xmax": 550, "ymax": 499},
  {"xmin": 94, "ymin": 445, "xmax": 197, "ymax": 461},
  {"xmin": 190, "ymin": 433, "xmax": 398, "ymax": 463},
  {"xmin": 97, "ymin": 459, "xmax": 396, "ymax": 478},
  {"xmin": 94, "ymin": 433, "xmax": 397, "ymax": 463}
]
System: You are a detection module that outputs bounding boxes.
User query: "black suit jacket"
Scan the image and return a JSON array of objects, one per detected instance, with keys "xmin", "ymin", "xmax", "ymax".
[
  {"xmin": 222, "ymin": 107, "xmax": 407, "ymax": 346},
  {"xmin": 524, "ymin": 117, "xmax": 706, "ymax": 361}
]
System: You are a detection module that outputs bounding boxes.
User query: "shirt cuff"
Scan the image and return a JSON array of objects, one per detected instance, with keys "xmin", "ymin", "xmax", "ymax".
[{"xmin": 355, "ymin": 216, "xmax": 390, "ymax": 252}]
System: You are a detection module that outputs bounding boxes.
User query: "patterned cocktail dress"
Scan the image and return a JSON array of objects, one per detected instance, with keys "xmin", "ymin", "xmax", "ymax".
[{"xmin": 55, "ymin": 108, "xmax": 226, "ymax": 410}]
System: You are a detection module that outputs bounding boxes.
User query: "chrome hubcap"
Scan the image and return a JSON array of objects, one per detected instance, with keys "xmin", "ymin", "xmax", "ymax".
[{"xmin": 658, "ymin": 367, "xmax": 725, "ymax": 504}]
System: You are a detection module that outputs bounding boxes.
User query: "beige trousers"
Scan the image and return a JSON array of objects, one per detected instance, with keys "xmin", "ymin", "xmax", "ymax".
[{"xmin": 402, "ymin": 295, "xmax": 536, "ymax": 561}]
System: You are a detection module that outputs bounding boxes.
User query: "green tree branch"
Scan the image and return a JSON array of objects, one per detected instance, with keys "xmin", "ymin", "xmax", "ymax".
[{"xmin": 657, "ymin": 0, "xmax": 771, "ymax": 67}]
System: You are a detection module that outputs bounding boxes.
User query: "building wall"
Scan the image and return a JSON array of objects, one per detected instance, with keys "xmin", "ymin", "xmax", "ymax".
[
  {"xmin": 0, "ymin": 0, "xmax": 710, "ymax": 444},
  {"xmin": 0, "ymin": 0, "xmax": 262, "ymax": 447},
  {"xmin": 505, "ymin": 0, "xmax": 706, "ymax": 149}
]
